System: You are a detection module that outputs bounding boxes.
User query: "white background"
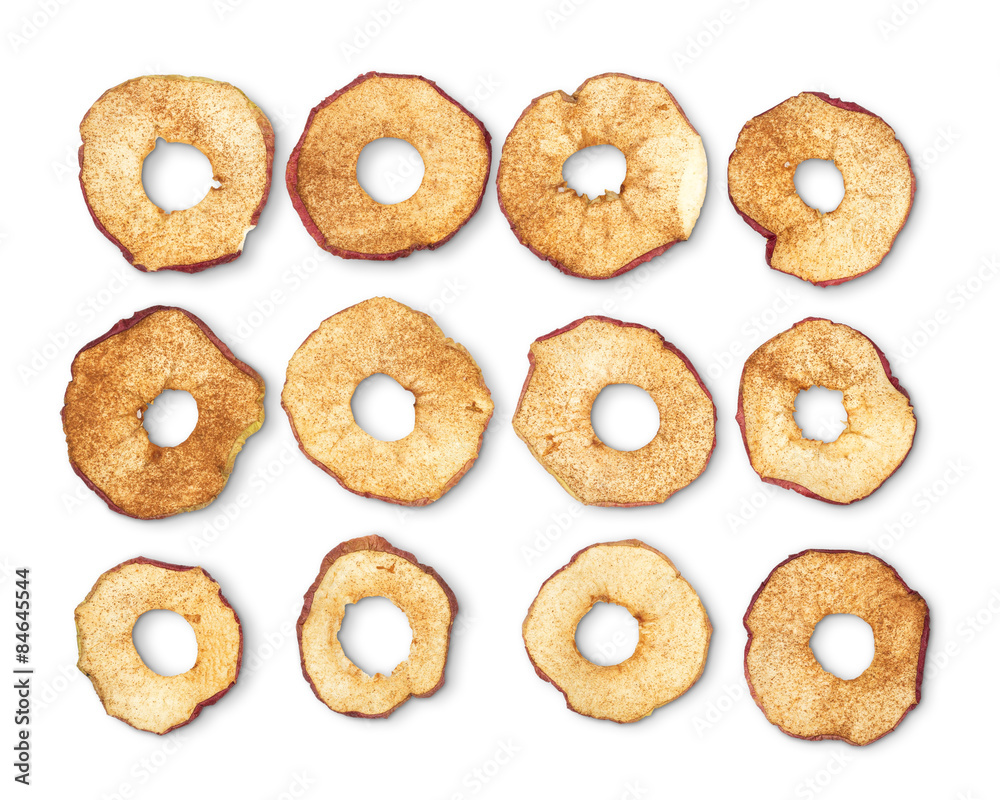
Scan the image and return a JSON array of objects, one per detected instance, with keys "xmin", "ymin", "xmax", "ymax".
[{"xmin": 2, "ymin": 0, "xmax": 999, "ymax": 797}]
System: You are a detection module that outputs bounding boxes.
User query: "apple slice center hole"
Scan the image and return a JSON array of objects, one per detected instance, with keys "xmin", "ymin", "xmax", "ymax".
[
  {"xmin": 576, "ymin": 602, "xmax": 639, "ymax": 666},
  {"xmin": 810, "ymin": 613, "xmax": 875, "ymax": 680},
  {"xmin": 356, "ymin": 137, "xmax": 425, "ymax": 204},
  {"xmin": 562, "ymin": 144, "xmax": 626, "ymax": 199},
  {"xmin": 794, "ymin": 159, "xmax": 845, "ymax": 214},
  {"xmin": 351, "ymin": 374, "xmax": 416, "ymax": 442},
  {"xmin": 591, "ymin": 383, "xmax": 660, "ymax": 451},
  {"xmin": 793, "ymin": 385, "xmax": 847, "ymax": 443},
  {"xmin": 142, "ymin": 139, "xmax": 220, "ymax": 214},
  {"xmin": 338, "ymin": 596, "xmax": 413, "ymax": 678},
  {"xmin": 142, "ymin": 389, "xmax": 199, "ymax": 447},
  {"xmin": 132, "ymin": 610, "xmax": 198, "ymax": 677}
]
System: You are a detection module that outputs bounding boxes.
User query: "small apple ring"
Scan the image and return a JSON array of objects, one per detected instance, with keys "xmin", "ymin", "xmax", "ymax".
[
  {"xmin": 79, "ymin": 74, "xmax": 274, "ymax": 272},
  {"xmin": 75, "ymin": 557, "xmax": 243, "ymax": 734},
  {"xmin": 286, "ymin": 72, "xmax": 491, "ymax": 260},
  {"xmin": 728, "ymin": 92, "xmax": 914, "ymax": 285},
  {"xmin": 497, "ymin": 73, "xmax": 708, "ymax": 279},
  {"xmin": 281, "ymin": 297, "xmax": 493, "ymax": 506},
  {"xmin": 297, "ymin": 536, "xmax": 458, "ymax": 718},
  {"xmin": 62, "ymin": 306, "xmax": 266, "ymax": 519},
  {"xmin": 744, "ymin": 549, "xmax": 929, "ymax": 745},
  {"xmin": 512, "ymin": 315, "xmax": 716, "ymax": 506},
  {"xmin": 523, "ymin": 540, "xmax": 711, "ymax": 723},
  {"xmin": 736, "ymin": 317, "xmax": 915, "ymax": 504}
]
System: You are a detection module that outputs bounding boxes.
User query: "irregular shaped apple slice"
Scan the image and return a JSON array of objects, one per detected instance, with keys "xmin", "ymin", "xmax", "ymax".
[
  {"xmin": 75, "ymin": 557, "xmax": 243, "ymax": 734},
  {"xmin": 523, "ymin": 540, "xmax": 711, "ymax": 723},
  {"xmin": 286, "ymin": 72, "xmax": 491, "ymax": 259},
  {"xmin": 62, "ymin": 306, "xmax": 265, "ymax": 519},
  {"xmin": 497, "ymin": 73, "xmax": 707, "ymax": 279},
  {"xmin": 728, "ymin": 92, "xmax": 914, "ymax": 285},
  {"xmin": 512, "ymin": 316, "xmax": 715, "ymax": 505},
  {"xmin": 79, "ymin": 75, "xmax": 274, "ymax": 272},
  {"xmin": 298, "ymin": 536, "xmax": 458, "ymax": 718},
  {"xmin": 744, "ymin": 549, "xmax": 929, "ymax": 745},
  {"xmin": 736, "ymin": 317, "xmax": 915, "ymax": 504},
  {"xmin": 282, "ymin": 297, "xmax": 493, "ymax": 505}
]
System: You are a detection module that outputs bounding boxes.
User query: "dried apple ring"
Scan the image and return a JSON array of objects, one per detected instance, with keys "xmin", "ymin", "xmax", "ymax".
[
  {"xmin": 497, "ymin": 73, "xmax": 707, "ymax": 279},
  {"xmin": 282, "ymin": 297, "xmax": 493, "ymax": 505},
  {"xmin": 79, "ymin": 74, "xmax": 274, "ymax": 272},
  {"xmin": 512, "ymin": 316, "xmax": 715, "ymax": 506},
  {"xmin": 523, "ymin": 540, "xmax": 711, "ymax": 723},
  {"xmin": 75, "ymin": 557, "xmax": 243, "ymax": 734},
  {"xmin": 286, "ymin": 72, "xmax": 491, "ymax": 259},
  {"xmin": 298, "ymin": 536, "xmax": 458, "ymax": 718},
  {"xmin": 736, "ymin": 317, "xmax": 915, "ymax": 504},
  {"xmin": 744, "ymin": 549, "xmax": 929, "ymax": 745},
  {"xmin": 728, "ymin": 92, "xmax": 914, "ymax": 285},
  {"xmin": 62, "ymin": 306, "xmax": 266, "ymax": 519}
]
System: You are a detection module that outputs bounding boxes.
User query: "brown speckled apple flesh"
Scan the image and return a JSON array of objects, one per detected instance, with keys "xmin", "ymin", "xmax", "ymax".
[{"xmin": 297, "ymin": 536, "xmax": 458, "ymax": 718}]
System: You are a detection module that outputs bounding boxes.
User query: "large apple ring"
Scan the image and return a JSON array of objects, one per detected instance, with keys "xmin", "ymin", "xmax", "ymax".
[
  {"xmin": 728, "ymin": 92, "xmax": 914, "ymax": 285},
  {"xmin": 512, "ymin": 315, "xmax": 715, "ymax": 506},
  {"xmin": 298, "ymin": 536, "xmax": 458, "ymax": 718},
  {"xmin": 497, "ymin": 73, "xmax": 707, "ymax": 279},
  {"xmin": 75, "ymin": 557, "xmax": 243, "ymax": 734},
  {"xmin": 282, "ymin": 297, "xmax": 493, "ymax": 505},
  {"xmin": 286, "ymin": 72, "xmax": 491, "ymax": 259},
  {"xmin": 62, "ymin": 306, "xmax": 266, "ymax": 519},
  {"xmin": 736, "ymin": 317, "xmax": 915, "ymax": 504},
  {"xmin": 744, "ymin": 549, "xmax": 929, "ymax": 745},
  {"xmin": 523, "ymin": 540, "xmax": 711, "ymax": 723},
  {"xmin": 79, "ymin": 74, "xmax": 274, "ymax": 272}
]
